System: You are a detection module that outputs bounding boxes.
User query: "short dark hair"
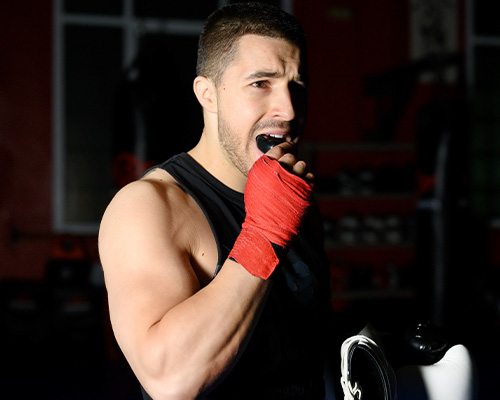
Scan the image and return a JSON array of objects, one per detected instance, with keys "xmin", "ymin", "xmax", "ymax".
[{"xmin": 196, "ymin": 2, "xmax": 307, "ymax": 85}]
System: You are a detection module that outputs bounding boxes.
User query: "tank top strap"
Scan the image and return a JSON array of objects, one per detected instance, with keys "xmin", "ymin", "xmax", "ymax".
[{"xmin": 157, "ymin": 153, "xmax": 245, "ymax": 275}]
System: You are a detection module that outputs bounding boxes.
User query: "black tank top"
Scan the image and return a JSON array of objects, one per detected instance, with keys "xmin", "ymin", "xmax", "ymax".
[{"xmin": 141, "ymin": 153, "xmax": 329, "ymax": 399}]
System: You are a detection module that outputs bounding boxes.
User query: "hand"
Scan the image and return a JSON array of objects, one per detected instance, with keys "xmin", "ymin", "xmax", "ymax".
[
  {"xmin": 229, "ymin": 152, "xmax": 313, "ymax": 279},
  {"xmin": 265, "ymin": 141, "xmax": 314, "ymax": 183}
]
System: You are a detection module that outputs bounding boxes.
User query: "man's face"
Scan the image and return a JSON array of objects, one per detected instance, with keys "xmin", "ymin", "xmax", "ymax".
[{"xmin": 215, "ymin": 34, "xmax": 306, "ymax": 177}]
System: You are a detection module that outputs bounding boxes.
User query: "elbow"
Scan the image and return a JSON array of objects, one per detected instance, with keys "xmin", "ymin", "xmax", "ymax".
[
  {"xmin": 140, "ymin": 372, "xmax": 209, "ymax": 400},
  {"xmin": 135, "ymin": 356, "xmax": 211, "ymax": 400},
  {"xmin": 141, "ymin": 380, "xmax": 195, "ymax": 400},
  {"xmin": 125, "ymin": 331, "xmax": 229, "ymax": 399}
]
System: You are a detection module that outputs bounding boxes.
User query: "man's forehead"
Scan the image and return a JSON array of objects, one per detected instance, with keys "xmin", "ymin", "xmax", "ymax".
[
  {"xmin": 235, "ymin": 34, "xmax": 300, "ymax": 55},
  {"xmin": 231, "ymin": 35, "xmax": 301, "ymax": 74}
]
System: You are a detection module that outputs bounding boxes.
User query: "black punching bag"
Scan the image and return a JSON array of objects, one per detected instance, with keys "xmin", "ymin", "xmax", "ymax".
[{"xmin": 112, "ymin": 35, "xmax": 202, "ymax": 188}]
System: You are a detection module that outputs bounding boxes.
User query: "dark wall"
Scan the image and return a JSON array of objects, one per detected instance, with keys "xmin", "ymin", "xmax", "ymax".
[
  {"xmin": 0, "ymin": 1, "xmax": 53, "ymax": 279},
  {"xmin": 295, "ymin": 0, "xmax": 410, "ymax": 142}
]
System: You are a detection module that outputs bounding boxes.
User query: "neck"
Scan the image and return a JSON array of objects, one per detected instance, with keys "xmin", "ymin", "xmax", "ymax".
[{"xmin": 188, "ymin": 130, "xmax": 247, "ymax": 193}]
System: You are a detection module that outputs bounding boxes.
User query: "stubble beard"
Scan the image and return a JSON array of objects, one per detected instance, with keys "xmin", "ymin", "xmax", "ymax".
[
  {"xmin": 218, "ymin": 114, "xmax": 253, "ymax": 177},
  {"xmin": 218, "ymin": 114, "xmax": 295, "ymax": 178}
]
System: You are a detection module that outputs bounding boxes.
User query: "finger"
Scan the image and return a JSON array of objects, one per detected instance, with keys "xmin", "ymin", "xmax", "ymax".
[
  {"xmin": 280, "ymin": 156, "xmax": 313, "ymax": 184},
  {"xmin": 278, "ymin": 152, "xmax": 297, "ymax": 167},
  {"xmin": 292, "ymin": 160, "xmax": 307, "ymax": 176},
  {"xmin": 292, "ymin": 161, "xmax": 314, "ymax": 184},
  {"xmin": 304, "ymin": 172, "xmax": 314, "ymax": 184},
  {"xmin": 265, "ymin": 141, "xmax": 295, "ymax": 160}
]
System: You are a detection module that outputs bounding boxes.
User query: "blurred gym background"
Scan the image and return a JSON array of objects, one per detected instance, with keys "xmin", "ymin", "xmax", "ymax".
[{"xmin": 1, "ymin": 0, "xmax": 499, "ymax": 398}]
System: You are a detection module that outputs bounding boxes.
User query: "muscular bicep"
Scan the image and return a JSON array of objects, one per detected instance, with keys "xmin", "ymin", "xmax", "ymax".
[
  {"xmin": 99, "ymin": 177, "xmax": 270, "ymax": 398},
  {"xmin": 99, "ymin": 180, "xmax": 201, "ymax": 354}
]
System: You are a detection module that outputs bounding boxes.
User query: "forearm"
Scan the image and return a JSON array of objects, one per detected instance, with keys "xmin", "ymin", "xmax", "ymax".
[{"xmin": 131, "ymin": 260, "xmax": 269, "ymax": 399}]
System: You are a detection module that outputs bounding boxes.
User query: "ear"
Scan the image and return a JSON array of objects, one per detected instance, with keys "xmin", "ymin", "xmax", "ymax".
[{"xmin": 193, "ymin": 76, "xmax": 217, "ymax": 114}]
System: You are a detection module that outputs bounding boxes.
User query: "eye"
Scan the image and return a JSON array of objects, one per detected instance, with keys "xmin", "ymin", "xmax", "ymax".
[{"xmin": 251, "ymin": 80, "xmax": 270, "ymax": 89}]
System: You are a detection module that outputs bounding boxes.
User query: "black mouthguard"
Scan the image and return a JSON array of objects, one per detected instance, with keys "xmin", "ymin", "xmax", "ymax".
[{"xmin": 256, "ymin": 134, "xmax": 286, "ymax": 153}]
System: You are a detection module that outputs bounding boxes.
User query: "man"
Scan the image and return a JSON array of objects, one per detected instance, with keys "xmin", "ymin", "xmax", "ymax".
[{"xmin": 99, "ymin": 3, "xmax": 330, "ymax": 399}]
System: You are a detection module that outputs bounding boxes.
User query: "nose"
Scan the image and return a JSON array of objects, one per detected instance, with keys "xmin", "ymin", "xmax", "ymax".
[{"xmin": 271, "ymin": 85, "xmax": 296, "ymax": 121}]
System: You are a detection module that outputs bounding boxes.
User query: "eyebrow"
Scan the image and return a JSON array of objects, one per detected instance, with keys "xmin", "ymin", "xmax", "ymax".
[
  {"xmin": 245, "ymin": 70, "xmax": 304, "ymax": 84},
  {"xmin": 245, "ymin": 70, "xmax": 282, "ymax": 80}
]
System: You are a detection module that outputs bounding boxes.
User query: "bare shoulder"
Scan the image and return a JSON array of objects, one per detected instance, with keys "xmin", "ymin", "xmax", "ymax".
[
  {"xmin": 99, "ymin": 168, "xmax": 194, "ymax": 269},
  {"xmin": 101, "ymin": 168, "xmax": 189, "ymax": 228}
]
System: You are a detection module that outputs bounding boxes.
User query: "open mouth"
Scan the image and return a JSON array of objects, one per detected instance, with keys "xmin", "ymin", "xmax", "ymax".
[{"xmin": 256, "ymin": 134, "xmax": 288, "ymax": 153}]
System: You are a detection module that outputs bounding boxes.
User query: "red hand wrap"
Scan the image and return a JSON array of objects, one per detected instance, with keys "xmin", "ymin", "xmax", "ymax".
[{"xmin": 229, "ymin": 155, "xmax": 312, "ymax": 279}]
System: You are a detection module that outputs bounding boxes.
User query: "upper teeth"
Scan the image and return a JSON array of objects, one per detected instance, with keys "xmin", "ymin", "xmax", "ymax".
[{"xmin": 269, "ymin": 134, "xmax": 284, "ymax": 138}]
